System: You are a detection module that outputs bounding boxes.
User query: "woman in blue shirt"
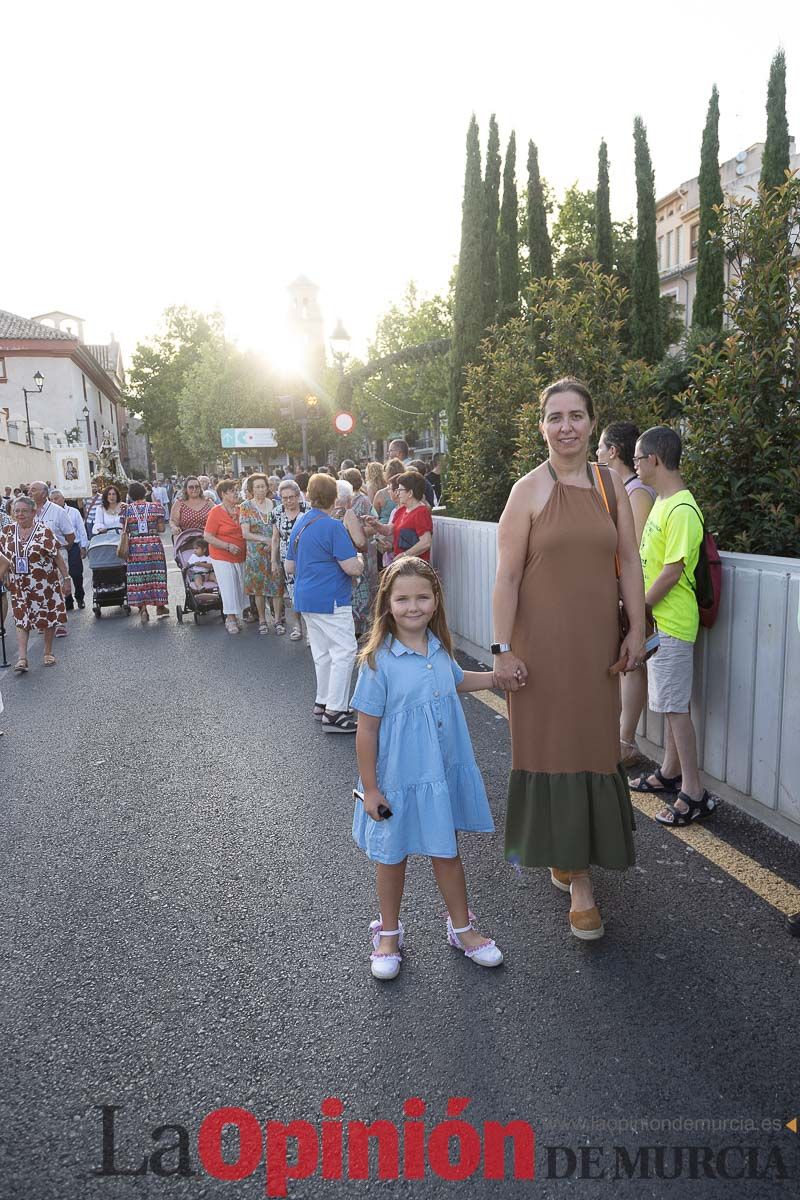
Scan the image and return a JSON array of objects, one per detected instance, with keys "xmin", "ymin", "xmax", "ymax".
[{"xmin": 286, "ymin": 473, "xmax": 364, "ymax": 732}]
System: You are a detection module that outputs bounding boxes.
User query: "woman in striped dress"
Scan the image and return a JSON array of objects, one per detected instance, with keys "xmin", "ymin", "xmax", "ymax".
[{"xmin": 121, "ymin": 481, "xmax": 169, "ymax": 624}]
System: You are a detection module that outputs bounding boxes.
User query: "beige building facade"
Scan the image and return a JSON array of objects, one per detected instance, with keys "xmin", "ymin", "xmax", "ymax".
[{"xmin": 657, "ymin": 137, "xmax": 799, "ymax": 330}]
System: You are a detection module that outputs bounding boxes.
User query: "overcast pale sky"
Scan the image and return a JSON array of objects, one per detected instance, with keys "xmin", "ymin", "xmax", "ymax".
[{"xmin": 2, "ymin": 0, "xmax": 798, "ymax": 367}]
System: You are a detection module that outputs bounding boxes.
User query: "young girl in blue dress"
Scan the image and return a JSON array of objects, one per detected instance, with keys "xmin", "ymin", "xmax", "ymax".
[{"xmin": 352, "ymin": 556, "xmax": 511, "ymax": 980}]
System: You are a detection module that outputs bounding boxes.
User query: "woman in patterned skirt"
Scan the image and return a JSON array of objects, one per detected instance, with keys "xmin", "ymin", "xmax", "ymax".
[
  {"xmin": 0, "ymin": 495, "xmax": 70, "ymax": 670},
  {"xmin": 239, "ymin": 473, "xmax": 279, "ymax": 635},
  {"xmin": 121, "ymin": 481, "xmax": 169, "ymax": 624}
]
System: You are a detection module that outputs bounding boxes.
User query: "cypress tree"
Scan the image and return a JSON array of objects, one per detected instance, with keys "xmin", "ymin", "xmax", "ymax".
[
  {"xmin": 631, "ymin": 116, "xmax": 663, "ymax": 361},
  {"xmin": 498, "ymin": 131, "xmax": 520, "ymax": 320},
  {"xmin": 449, "ymin": 115, "xmax": 484, "ymax": 443},
  {"xmin": 481, "ymin": 114, "xmax": 501, "ymax": 329},
  {"xmin": 761, "ymin": 48, "xmax": 790, "ymax": 189},
  {"xmin": 527, "ymin": 141, "xmax": 553, "ymax": 279},
  {"xmin": 693, "ymin": 85, "xmax": 725, "ymax": 331},
  {"xmin": 595, "ymin": 139, "xmax": 613, "ymax": 273}
]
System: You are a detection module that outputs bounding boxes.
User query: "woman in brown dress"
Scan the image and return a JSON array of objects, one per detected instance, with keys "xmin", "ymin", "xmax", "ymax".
[
  {"xmin": 0, "ymin": 495, "xmax": 71, "ymax": 671},
  {"xmin": 491, "ymin": 379, "xmax": 646, "ymax": 939}
]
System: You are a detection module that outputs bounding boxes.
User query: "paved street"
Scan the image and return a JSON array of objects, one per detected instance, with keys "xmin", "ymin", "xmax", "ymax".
[{"xmin": 2, "ymin": 558, "xmax": 800, "ymax": 1198}]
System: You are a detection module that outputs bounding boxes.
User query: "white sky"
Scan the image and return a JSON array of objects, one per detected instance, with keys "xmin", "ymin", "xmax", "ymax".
[{"xmin": 3, "ymin": 0, "xmax": 798, "ymax": 366}]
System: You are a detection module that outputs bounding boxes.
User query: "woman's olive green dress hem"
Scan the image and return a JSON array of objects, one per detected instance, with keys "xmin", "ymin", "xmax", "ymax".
[{"xmin": 505, "ymin": 766, "xmax": 636, "ymax": 871}]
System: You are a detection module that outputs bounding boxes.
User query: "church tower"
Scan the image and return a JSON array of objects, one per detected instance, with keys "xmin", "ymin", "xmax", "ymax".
[{"xmin": 286, "ymin": 276, "xmax": 325, "ymax": 381}]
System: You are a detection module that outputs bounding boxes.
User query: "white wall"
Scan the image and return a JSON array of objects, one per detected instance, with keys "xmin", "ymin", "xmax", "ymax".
[
  {"xmin": 0, "ymin": 411, "xmax": 55, "ymax": 485},
  {"xmin": 0, "ymin": 353, "xmax": 116, "ymax": 452}
]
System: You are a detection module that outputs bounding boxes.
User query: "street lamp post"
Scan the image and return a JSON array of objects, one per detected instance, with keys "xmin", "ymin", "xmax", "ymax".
[
  {"xmin": 22, "ymin": 371, "xmax": 44, "ymax": 447},
  {"xmin": 330, "ymin": 318, "xmax": 351, "ymax": 378},
  {"xmin": 300, "ymin": 394, "xmax": 318, "ymax": 468},
  {"xmin": 82, "ymin": 405, "xmax": 91, "ymax": 445}
]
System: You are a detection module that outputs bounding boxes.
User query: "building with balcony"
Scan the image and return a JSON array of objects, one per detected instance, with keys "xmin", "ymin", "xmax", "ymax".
[{"xmin": 656, "ymin": 137, "xmax": 800, "ymax": 330}]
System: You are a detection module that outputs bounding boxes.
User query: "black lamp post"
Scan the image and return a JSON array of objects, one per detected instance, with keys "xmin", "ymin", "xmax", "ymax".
[
  {"xmin": 330, "ymin": 319, "xmax": 351, "ymax": 377},
  {"xmin": 22, "ymin": 370, "xmax": 44, "ymax": 447},
  {"xmin": 82, "ymin": 405, "xmax": 91, "ymax": 445}
]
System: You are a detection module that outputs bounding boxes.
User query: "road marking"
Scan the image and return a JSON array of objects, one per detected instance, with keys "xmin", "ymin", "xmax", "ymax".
[{"xmin": 470, "ymin": 690, "xmax": 800, "ymax": 917}]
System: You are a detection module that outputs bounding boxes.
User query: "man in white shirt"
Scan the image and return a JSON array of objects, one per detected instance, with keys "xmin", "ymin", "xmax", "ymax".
[
  {"xmin": 151, "ymin": 480, "xmax": 170, "ymax": 512},
  {"xmin": 28, "ymin": 481, "xmax": 74, "ymax": 633},
  {"xmin": 50, "ymin": 490, "xmax": 88, "ymax": 610}
]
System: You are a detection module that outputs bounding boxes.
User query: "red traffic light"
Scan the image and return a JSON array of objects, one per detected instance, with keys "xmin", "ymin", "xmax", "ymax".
[{"xmin": 334, "ymin": 411, "xmax": 355, "ymax": 434}]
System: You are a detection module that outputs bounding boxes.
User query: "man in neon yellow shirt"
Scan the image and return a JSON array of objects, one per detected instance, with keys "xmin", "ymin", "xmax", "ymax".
[{"xmin": 631, "ymin": 427, "xmax": 716, "ymax": 826}]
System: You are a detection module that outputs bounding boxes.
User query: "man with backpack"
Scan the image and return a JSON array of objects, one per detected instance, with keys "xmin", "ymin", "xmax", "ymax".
[{"xmin": 630, "ymin": 426, "xmax": 716, "ymax": 827}]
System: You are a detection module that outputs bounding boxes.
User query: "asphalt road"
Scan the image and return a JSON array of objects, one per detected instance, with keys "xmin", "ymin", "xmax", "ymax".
[{"xmin": 2, "ymin": 558, "xmax": 799, "ymax": 1199}]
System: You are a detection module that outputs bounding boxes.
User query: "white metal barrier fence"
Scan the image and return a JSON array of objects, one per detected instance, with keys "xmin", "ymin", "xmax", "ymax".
[{"xmin": 432, "ymin": 515, "xmax": 800, "ymax": 840}]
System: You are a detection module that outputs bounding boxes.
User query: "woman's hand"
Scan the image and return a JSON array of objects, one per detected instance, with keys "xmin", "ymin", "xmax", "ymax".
[
  {"xmin": 363, "ymin": 788, "xmax": 389, "ymax": 822},
  {"xmin": 610, "ymin": 629, "xmax": 646, "ymax": 675},
  {"xmin": 493, "ymin": 651, "xmax": 528, "ymax": 691}
]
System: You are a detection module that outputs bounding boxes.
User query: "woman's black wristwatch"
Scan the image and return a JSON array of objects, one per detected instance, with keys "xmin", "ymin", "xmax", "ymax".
[{"xmin": 490, "ymin": 643, "xmax": 512, "ymax": 655}]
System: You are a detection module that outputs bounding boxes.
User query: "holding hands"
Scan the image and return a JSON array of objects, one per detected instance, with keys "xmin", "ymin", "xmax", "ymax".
[{"xmin": 493, "ymin": 651, "xmax": 528, "ymax": 692}]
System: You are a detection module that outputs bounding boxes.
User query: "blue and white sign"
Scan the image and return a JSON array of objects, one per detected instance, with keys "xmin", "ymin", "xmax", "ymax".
[{"xmin": 220, "ymin": 428, "xmax": 278, "ymax": 448}]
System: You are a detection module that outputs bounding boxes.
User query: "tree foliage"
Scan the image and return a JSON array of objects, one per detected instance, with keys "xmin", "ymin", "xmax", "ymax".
[
  {"xmin": 527, "ymin": 141, "xmax": 553, "ymax": 280},
  {"xmin": 595, "ymin": 140, "xmax": 614, "ymax": 274},
  {"xmin": 761, "ymin": 48, "xmax": 790, "ymax": 190},
  {"xmin": 693, "ymin": 85, "xmax": 725, "ymax": 331},
  {"xmin": 449, "ymin": 115, "xmax": 485, "ymax": 442},
  {"xmin": 681, "ymin": 175, "xmax": 800, "ymax": 556},
  {"xmin": 177, "ymin": 341, "xmax": 281, "ymax": 467},
  {"xmin": 127, "ymin": 306, "xmax": 223, "ymax": 472},
  {"xmin": 498, "ymin": 131, "xmax": 520, "ymax": 320},
  {"xmin": 482, "ymin": 114, "xmax": 501, "ymax": 328},
  {"xmin": 354, "ymin": 284, "xmax": 451, "ymax": 442},
  {"xmin": 631, "ymin": 116, "xmax": 664, "ymax": 362}
]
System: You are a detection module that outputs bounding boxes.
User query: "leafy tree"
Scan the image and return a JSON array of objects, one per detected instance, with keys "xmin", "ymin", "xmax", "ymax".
[
  {"xmin": 498, "ymin": 131, "xmax": 520, "ymax": 320},
  {"xmin": 631, "ymin": 116, "xmax": 664, "ymax": 362},
  {"xmin": 693, "ymin": 85, "xmax": 725, "ymax": 331},
  {"xmin": 449, "ymin": 115, "xmax": 484, "ymax": 443},
  {"xmin": 354, "ymin": 284, "xmax": 451, "ymax": 443},
  {"xmin": 595, "ymin": 140, "xmax": 614, "ymax": 274},
  {"xmin": 482, "ymin": 114, "xmax": 501, "ymax": 329},
  {"xmin": 552, "ymin": 184, "xmax": 596, "ymax": 277},
  {"xmin": 681, "ymin": 175, "xmax": 800, "ymax": 556},
  {"xmin": 761, "ymin": 48, "xmax": 790, "ymax": 189},
  {"xmin": 127, "ymin": 306, "xmax": 224, "ymax": 473},
  {"xmin": 178, "ymin": 341, "xmax": 282, "ymax": 467},
  {"xmin": 527, "ymin": 141, "xmax": 553, "ymax": 280}
]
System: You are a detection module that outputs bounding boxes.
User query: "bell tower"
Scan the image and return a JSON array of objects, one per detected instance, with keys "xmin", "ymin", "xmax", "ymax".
[{"xmin": 286, "ymin": 276, "xmax": 325, "ymax": 381}]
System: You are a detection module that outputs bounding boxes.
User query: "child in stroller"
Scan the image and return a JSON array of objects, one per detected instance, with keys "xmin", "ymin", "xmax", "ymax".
[
  {"xmin": 186, "ymin": 538, "xmax": 217, "ymax": 590},
  {"xmin": 174, "ymin": 530, "xmax": 223, "ymax": 624}
]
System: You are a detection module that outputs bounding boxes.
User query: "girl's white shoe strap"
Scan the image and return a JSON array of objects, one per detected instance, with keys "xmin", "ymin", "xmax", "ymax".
[
  {"xmin": 378, "ymin": 929, "xmax": 401, "ymax": 937},
  {"xmin": 451, "ymin": 923, "xmax": 473, "ymax": 935}
]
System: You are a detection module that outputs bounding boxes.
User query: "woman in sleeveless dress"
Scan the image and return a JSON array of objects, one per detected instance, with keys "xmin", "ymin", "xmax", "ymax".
[{"xmin": 491, "ymin": 379, "xmax": 646, "ymax": 939}]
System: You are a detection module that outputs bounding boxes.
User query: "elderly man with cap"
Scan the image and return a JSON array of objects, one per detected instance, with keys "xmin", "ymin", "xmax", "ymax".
[
  {"xmin": 50, "ymin": 490, "xmax": 88, "ymax": 610},
  {"xmin": 28, "ymin": 481, "xmax": 74, "ymax": 634}
]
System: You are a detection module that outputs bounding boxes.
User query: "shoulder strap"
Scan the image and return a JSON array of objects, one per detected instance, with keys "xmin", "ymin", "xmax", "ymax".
[
  {"xmin": 593, "ymin": 463, "xmax": 621, "ymax": 579},
  {"xmin": 668, "ymin": 501, "xmax": 705, "ymax": 529},
  {"xmin": 293, "ymin": 511, "xmax": 325, "ymax": 549}
]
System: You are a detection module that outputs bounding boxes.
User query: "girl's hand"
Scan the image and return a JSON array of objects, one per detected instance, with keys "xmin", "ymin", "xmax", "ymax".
[{"xmin": 363, "ymin": 788, "xmax": 389, "ymax": 822}]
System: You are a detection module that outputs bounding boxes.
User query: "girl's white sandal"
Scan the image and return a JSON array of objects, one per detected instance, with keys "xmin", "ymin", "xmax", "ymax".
[
  {"xmin": 369, "ymin": 918, "xmax": 404, "ymax": 981},
  {"xmin": 447, "ymin": 912, "xmax": 504, "ymax": 968}
]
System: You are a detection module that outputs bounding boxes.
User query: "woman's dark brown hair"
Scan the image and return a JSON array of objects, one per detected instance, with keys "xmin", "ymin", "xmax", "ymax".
[
  {"xmin": 539, "ymin": 377, "xmax": 595, "ymax": 421},
  {"xmin": 217, "ymin": 479, "xmax": 239, "ymax": 499},
  {"xmin": 183, "ymin": 476, "xmax": 203, "ymax": 500},
  {"xmin": 101, "ymin": 485, "xmax": 120, "ymax": 508}
]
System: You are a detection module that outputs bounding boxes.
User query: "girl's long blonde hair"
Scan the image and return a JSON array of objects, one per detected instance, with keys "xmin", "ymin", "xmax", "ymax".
[{"xmin": 359, "ymin": 557, "xmax": 453, "ymax": 670}]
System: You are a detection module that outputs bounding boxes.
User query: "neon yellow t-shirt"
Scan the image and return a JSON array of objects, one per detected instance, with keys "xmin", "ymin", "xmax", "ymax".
[{"xmin": 639, "ymin": 489, "xmax": 704, "ymax": 644}]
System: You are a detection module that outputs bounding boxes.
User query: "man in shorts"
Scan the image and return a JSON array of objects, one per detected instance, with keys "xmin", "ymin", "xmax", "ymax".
[{"xmin": 631, "ymin": 427, "xmax": 716, "ymax": 826}]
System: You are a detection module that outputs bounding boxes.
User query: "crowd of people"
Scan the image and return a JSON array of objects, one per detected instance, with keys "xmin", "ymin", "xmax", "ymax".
[{"xmin": 1, "ymin": 397, "xmax": 717, "ymax": 980}]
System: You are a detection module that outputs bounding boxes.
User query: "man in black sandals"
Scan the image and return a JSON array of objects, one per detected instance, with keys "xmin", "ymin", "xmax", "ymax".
[{"xmin": 630, "ymin": 428, "xmax": 715, "ymax": 827}]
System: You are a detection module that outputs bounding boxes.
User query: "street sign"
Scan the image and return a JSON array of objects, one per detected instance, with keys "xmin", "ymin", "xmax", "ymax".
[
  {"xmin": 334, "ymin": 412, "xmax": 355, "ymax": 434},
  {"xmin": 220, "ymin": 428, "xmax": 278, "ymax": 448}
]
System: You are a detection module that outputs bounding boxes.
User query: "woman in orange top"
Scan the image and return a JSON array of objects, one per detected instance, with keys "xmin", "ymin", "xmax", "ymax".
[{"xmin": 204, "ymin": 479, "xmax": 246, "ymax": 633}]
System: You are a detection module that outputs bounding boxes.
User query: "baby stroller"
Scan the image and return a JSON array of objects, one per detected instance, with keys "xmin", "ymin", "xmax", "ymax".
[
  {"xmin": 173, "ymin": 530, "xmax": 223, "ymax": 624},
  {"xmin": 88, "ymin": 529, "xmax": 130, "ymax": 618}
]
